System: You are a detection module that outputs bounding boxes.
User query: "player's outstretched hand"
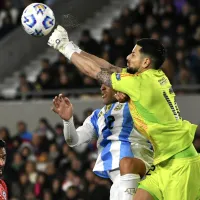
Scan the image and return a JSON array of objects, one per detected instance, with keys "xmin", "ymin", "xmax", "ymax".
[
  {"xmin": 52, "ymin": 94, "xmax": 73, "ymax": 121},
  {"xmin": 48, "ymin": 25, "xmax": 69, "ymax": 52},
  {"xmin": 114, "ymin": 92, "xmax": 130, "ymax": 103},
  {"xmin": 48, "ymin": 25, "xmax": 81, "ymax": 60}
]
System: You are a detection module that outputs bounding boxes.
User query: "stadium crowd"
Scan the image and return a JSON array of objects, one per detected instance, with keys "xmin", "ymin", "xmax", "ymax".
[
  {"xmin": 13, "ymin": 0, "xmax": 200, "ymax": 99},
  {"xmin": 1, "ymin": 109, "xmax": 112, "ymax": 200}
]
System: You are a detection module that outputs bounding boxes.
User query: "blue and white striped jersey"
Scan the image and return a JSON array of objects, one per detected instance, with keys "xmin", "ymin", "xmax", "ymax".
[{"xmin": 76, "ymin": 102, "xmax": 152, "ymax": 178}]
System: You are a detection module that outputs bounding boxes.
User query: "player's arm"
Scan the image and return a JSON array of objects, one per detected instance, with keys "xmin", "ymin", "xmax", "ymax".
[
  {"xmin": 52, "ymin": 94, "xmax": 95, "ymax": 147},
  {"xmin": 70, "ymin": 52, "xmax": 113, "ymax": 87},
  {"xmin": 80, "ymin": 51, "xmax": 122, "ymax": 73},
  {"xmin": 47, "ymin": 25, "xmax": 121, "ymax": 87},
  {"xmin": 63, "ymin": 115, "xmax": 95, "ymax": 147}
]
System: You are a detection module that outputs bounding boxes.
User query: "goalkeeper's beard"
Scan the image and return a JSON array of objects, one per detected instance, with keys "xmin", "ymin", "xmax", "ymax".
[
  {"xmin": 127, "ymin": 62, "xmax": 143, "ymax": 74},
  {"xmin": 127, "ymin": 67, "xmax": 138, "ymax": 74}
]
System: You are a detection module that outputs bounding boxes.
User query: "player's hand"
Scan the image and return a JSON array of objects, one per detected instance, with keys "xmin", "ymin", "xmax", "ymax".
[
  {"xmin": 48, "ymin": 25, "xmax": 69, "ymax": 53},
  {"xmin": 52, "ymin": 94, "xmax": 73, "ymax": 121},
  {"xmin": 48, "ymin": 25, "xmax": 81, "ymax": 59},
  {"xmin": 114, "ymin": 92, "xmax": 130, "ymax": 103}
]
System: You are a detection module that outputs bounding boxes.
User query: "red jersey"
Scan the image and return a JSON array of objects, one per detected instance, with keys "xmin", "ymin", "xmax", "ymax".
[{"xmin": 0, "ymin": 180, "xmax": 7, "ymax": 200}]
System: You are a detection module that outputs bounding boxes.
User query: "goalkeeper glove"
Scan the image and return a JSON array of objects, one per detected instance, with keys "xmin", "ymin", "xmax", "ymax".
[{"xmin": 48, "ymin": 25, "xmax": 81, "ymax": 60}]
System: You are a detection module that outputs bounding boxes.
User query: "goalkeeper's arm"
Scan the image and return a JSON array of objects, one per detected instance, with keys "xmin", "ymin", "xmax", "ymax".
[
  {"xmin": 48, "ymin": 25, "xmax": 122, "ymax": 87},
  {"xmin": 63, "ymin": 117, "xmax": 94, "ymax": 147},
  {"xmin": 80, "ymin": 51, "xmax": 122, "ymax": 73}
]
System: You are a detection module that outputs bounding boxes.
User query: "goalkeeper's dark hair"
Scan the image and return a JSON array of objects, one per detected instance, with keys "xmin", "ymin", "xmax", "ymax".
[
  {"xmin": 0, "ymin": 140, "xmax": 6, "ymax": 148},
  {"xmin": 136, "ymin": 38, "xmax": 166, "ymax": 69}
]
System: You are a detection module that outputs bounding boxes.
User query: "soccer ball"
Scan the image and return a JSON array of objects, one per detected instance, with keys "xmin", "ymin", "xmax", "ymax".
[{"xmin": 21, "ymin": 3, "xmax": 55, "ymax": 37}]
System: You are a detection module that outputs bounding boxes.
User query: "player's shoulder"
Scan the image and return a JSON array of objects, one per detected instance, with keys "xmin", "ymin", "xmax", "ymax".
[
  {"xmin": 143, "ymin": 69, "xmax": 165, "ymax": 76},
  {"xmin": 92, "ymin": 108, "xmax": 101, "ymax": 116},
  {"xmin": 0, "ymin": 179, "xmax": 6, "ymax": 186},
  {"xmin": 89, "ymin": 109, "xmax": 102, "ymax": 120},
  {"xmin": 0, "ymin": 179, "xmax": 7, "ymax": 190},
  {"xmin": 0, "ymin": 179, "xmax": 7, "ymax": 199}
]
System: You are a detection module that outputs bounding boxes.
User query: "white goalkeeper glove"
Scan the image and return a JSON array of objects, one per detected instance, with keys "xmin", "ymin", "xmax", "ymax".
[{"xmin": 48, "ymin": 25, "xmax": 81, "ymax": 60}]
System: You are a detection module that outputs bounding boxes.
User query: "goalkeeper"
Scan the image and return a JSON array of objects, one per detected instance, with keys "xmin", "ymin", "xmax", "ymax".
[{"xmin": 48, "ymin": 25, "xmax": 200, "ymax": 200}]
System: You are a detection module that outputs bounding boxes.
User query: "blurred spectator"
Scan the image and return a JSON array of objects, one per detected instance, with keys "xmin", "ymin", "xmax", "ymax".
[
  {"xmin": 19, "ymin": 142, "xmax": 34, "ymax": 160},
  {"xmin": 6, "ymin": 152, "xmax": 24, "ymax": 183},
  {"xmin": 34, "ymin": 172, "xmax": 49, "ymax": 199},
  {"xmin": 161, "ymin": 58, "xmax": 175, "ymax": 83},
  {"xmin": 115, "ymin": 56, "xmax": 126, "ymax": 68},
  {"xmin": 51, "ymin": 178, "xmax": 65, "ymax": 199},
  {"xmin": 188, "ymin": 46, "xmax": 200, "ymax": 83},
  {"xmin": 110, "ymin": 19, "xmax": 124, "ymax": 39},
  {"xmin": 56, "ymin": 73, "xmax": 73, "ymax": 89},
  {"xmin": 11, "ymin": 172, "xmax": 34, "ymax": 199},
  {"xmin": 25, "ymin": 160, "xmax": 37, "ymax": 184},
  {"xmin": 174, "ymin": 66, "xmax": 195, "ymax": 85},
  {"xmin": 0, "ymin": 15, "xmax": 14, "ymax": 38},
  {"xmin": 79, "ymin": 29, "xmax": 101, "ymax": 56},
  {"xmin": 65, "ymin": 186, "xmax": 82, "ymax": 200},
  {"xmin": 53, "ymin": 53, "xmax": 68, "ymax": 68},
  {"xmin": 40, "ymin": 58, "xmax": 53, "ymax": 76},
  {"xmin": 0, "ymin": 127, "xmax": 11, "ymax": 147},
  {"xmin": 35, "ymin": 70, "xmax": 54, "ymax": 91},
  {"xmin": 36, "ymin": 118, "xmax": 55, "ymax": 141},
  {"xmin": 119, "ymin": 6, "xmax": 133, "ymax": 28},
  {"xmin": 48, "ymin": 143, "xmax": 59, "ymax": 162},
  {"xmin": 54, "ymin": 123, "xmax": 65, "ymax": 146},
  {"xmin": 100, "ymin": 29, "xmax": 114, "ymax": 55},
  {"xmin": 15, "ymin": 121, "xmax": 32, "ymax": 143},
  {"xmin": 85, "ymin": 169, "xmax": 110, "ymax": 200},
  {"xmin": 16, "ymin": 73, "xmax": 34, "ymax": 100},
  {"xmin": 31, "ymin": 134, "xmax": 45, "ymax": 156},
  {"xmin": 82, "ymin": 76, "xmax": 99, "ymax": 88},
  {"xmin": 0, "ymin": 0, "xmax": 19, "ymax": 28},
  {"xmin": 83, "ymin": 108, "xmax": 94, "ymax": 119}
]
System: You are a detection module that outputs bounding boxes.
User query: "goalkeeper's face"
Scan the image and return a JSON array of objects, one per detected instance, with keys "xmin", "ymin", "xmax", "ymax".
[
  {"xmin": 100, "ymin": 84, "xmax": 117, "ymax": 105},
  {"xmin": 126, "ymin": 45, "xmax": 146, "ymax": 74}
]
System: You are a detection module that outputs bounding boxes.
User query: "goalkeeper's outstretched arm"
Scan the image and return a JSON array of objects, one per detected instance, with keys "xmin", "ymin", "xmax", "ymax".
[
  {"xmin": 70, "ymin": 52, "xmax": 113, "ymax": 87},
  {"xmin": 80, "ymin": 51, "xmax": 122, "ymax": 73},
  {"xmin": 48, "ymin": 25, "xmax": 122, "ymax": 87}
]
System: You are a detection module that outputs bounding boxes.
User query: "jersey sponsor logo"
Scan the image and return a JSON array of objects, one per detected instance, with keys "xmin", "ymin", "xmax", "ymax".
[
  {"xmin": 114, "ymin": 104, "xmax": 123, "ymax": 111},
  {"xmin": 116, "ymin": 73, "xmax": 121, "ymax": 80},
  {"xmin": 158, "ymin": 77, "xmax": 168, "ymax": 85},
  {"xmin": 98, "ymin": 110, "xmax": 103, "ymax": 118}
]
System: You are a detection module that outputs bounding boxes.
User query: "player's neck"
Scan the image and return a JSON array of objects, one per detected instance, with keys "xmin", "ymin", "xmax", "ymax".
[{"xmin": 139, "ymin": 67, "xmax": 153, "ymax": 73}]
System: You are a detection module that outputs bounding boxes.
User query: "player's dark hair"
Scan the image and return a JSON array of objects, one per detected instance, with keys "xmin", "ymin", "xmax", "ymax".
[
  {"xmin": 136, "ymin": 38, "xmax": 166, "ymax": 69},
  {"xmin": 0, "ymin": 140, "xmax": 6, "ymax": 148}
]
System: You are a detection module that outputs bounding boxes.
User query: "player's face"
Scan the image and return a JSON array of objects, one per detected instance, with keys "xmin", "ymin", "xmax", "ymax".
[
  {"xmin": 126, "ymin": 45, "xmax": 147, "ymax": 74},
  {"xmin": 0, "ymin": 148, "xmax": 6, "ymax": 176},
  {"xmin": 100, "ymin": 84, "xmax": 117, "ymax": 105}
]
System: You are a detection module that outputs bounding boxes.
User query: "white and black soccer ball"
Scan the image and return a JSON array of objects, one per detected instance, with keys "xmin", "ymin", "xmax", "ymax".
[{"xmin": 21, "ymin": 3, "xmax": 55, "ymax": 37}]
